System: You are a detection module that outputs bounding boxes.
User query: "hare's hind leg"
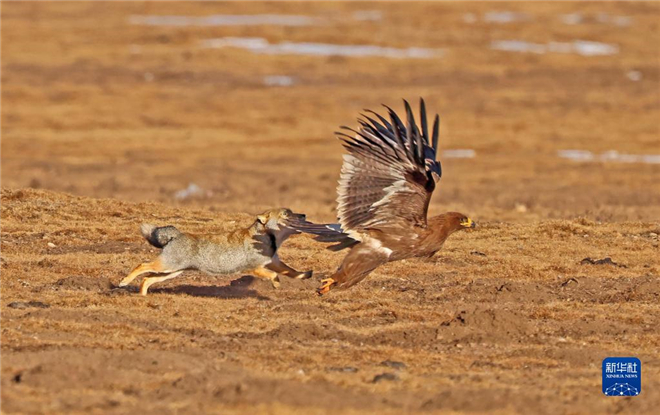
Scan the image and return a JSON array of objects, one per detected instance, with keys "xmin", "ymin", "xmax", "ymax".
[
  {"xmin": 120, "ymin": 258, "xmax": 168, "ymax": 287},
  {"xmin": 251, "ymin": 267, "xmax": 281, "ymax": 288},
  {"xmin": 266, "ymin": 257, "xmax": 313, "ymax": 280},
  {"xmin": 139, "ymin": 271, "xmax": 183, "ymax": 296}
]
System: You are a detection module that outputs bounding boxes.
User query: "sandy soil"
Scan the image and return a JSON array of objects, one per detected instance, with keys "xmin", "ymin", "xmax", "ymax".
[{"xmin": 1, "ymin": 1, "xmax": 659, "ymax": 414}]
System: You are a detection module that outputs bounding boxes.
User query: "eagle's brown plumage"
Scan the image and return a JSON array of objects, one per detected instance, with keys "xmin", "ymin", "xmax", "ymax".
[{"xmin": 293, "ymin": 99, "xmax": 475, "ymax": 295}]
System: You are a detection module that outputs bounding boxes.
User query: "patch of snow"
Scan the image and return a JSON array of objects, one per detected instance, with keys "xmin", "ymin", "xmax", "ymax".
[
  {"xmin": 174, "ymin": 183, "xmax": 211, "ymax": 200},
  {"xmin": 462, "ymin": 13, "xmax": 478, "ymax": 24},
  {"xmin": 558, "ymin": 150, "xmax": 594, "ymax": 162},
  {"xmin": 560, "ymin": 13, "xmax": 631, "ymax": 26},
  {"xmin": 201, "ymin": 37, "xmax": 443, "ymax": 59},
  {"xmin": 443, "ymin": 149, "xmax": 476, "ymax": 159},
  {"xmin": 263, "ymin": 75, "xmax": 295, "ymax": 87},
  {"xmin": 491, "ymin": 40, "xmax": 619, "ymax": 56},
  {"xmin": 558, "ymin": 150, "xmax": 660, "ymax": 164},
  {"xmin": 571, "ymin": 40, "xmax": 619, "ymax": 56},
  {"xmin": 352, "ymin": 11, "xmax": 382, "ymax": 21},
  {"xmin": 484, "ymin": 11, "xmax": 530, "ymax": 23},
  {"xmin": 626, "ymin": 70, "xmax": 642, "ymax": 82},
  {"xmin": 560, "ymin": 13, "xmax": 583, "ymax": 25},
  {"xmin": 129, "ymin": 14, "xmax": 319, "ymax": 27},
  {"xmin": 595, "ymin": 13, "xmax": 632, "ymax": 27}
]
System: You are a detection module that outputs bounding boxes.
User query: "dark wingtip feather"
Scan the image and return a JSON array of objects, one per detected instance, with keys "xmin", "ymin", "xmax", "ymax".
[
  {"xmin": 366, "ymin": 109, "xmax": 393, "ymax": 131},
  {"xmin": 403, "ymin": 99, "xmax": 414, "ymax": 121},
  {"xmin": 384, "ymin": 104, "xmax": 406, "ymax": 150},
  {"xmin": 420, "ymin": 98, "xmax": 429, "ymax": 145},
  {"xmin": 404, "ymin": 100, "xmax": 424, "ymax": 164},
  {"xmin": 431, "ymin": 115, "xmax": 440, "ymax": 158},
  {"xmin": 403, "ymin": 100, "xmax": 415, "ymax": 158}
]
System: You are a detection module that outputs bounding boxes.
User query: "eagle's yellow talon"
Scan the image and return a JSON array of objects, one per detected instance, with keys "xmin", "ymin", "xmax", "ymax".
[{"xmin": 317, "ymin": 278, "xmax": 336, "ymax": 296}]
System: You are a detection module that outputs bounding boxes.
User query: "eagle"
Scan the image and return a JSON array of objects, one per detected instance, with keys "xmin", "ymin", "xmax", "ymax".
[{"xmin": 294, "ymin": 99, "xmax": 475, "ymax": 295}]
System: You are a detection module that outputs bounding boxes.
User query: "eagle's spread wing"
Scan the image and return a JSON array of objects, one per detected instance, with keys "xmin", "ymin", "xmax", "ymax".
[{"xmin": 336, "ymin": 99, "xmax": 441, "ymax": 237}]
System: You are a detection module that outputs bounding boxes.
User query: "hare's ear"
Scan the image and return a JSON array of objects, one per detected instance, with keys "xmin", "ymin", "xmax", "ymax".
[{"xmin": 257, "ymin": 214, "xmax": 267, "ymax": 225}]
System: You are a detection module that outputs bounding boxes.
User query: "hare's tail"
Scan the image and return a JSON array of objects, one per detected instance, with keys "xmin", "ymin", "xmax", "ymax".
[{"xmin": 140, "ymin": 224, "xmax": 181, "ymax": 248}]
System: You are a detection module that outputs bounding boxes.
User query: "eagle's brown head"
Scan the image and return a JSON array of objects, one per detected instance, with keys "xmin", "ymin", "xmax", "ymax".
[{"xmin": 443, "ymin": 212, "xmax": 476, "ymax": 233}]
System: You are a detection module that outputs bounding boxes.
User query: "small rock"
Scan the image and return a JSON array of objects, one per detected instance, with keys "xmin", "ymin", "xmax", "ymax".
[
  {"xmin": 561, "ymin": 277, "xmax": 579, "ymax": 287},
  {"xmin": 328, "ymin": 366, "xmax": 359, "ymax": 373},
  {"xmin": 372, "ymin": 372, "xmax": 399, "ymax": 383},
  {"xmin": 580, "ymin": 257, "xmax": 624, "ymax": 267},
  {"xmin": 380, "ymin": 360, "xmax": 407, "ymax": 370},
  {"xmin": 235, "ymin": 382, "xmax": 247, "ymax": 394},
  {"xmin": 470, "ymin": 251, "xmax": 487, "ymax": 257},
  {"xmin": 47, "ymin": 242, "xmax": 56, "ymax": 248},
  {"xmin": 514, "ymin": 203, "xmax": 528, "ymax": 213},
  {"xmin": 7, "ymin": 301, "xmax": 50, "ymax": 309}
]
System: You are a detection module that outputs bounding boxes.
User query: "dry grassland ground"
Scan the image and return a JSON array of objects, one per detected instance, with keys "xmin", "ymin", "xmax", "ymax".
[{"xmin": 1, "ymin": 1, "xmax": 659, "ymax": 414}]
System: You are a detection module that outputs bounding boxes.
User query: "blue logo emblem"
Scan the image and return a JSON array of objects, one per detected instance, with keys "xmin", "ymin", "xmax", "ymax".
[{"xmin": 602, "ymin": 357, "xmax": 641, "ymax": 396}]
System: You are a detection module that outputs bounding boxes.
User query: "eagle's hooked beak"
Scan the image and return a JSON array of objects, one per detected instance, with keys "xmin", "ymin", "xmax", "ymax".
[{"xmin": 460, "ymin": 218, "xmax": 476, "ymax": 229}]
